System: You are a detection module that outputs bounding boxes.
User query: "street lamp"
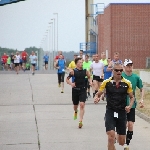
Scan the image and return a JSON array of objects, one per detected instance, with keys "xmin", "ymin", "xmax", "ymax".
[
  {"xmin": 53, "ymin": 13, "xmax": 58, "ymax": 53},
  {"xmin": 51, "ymin": 18, "xmax": 56, "ymax": 57},
  {"xmin": 49, "ymin": 22, "xmax": 54, "ymax": 70}
]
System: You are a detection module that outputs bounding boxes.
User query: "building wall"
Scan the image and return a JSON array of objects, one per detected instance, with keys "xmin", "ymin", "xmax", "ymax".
[
  {"xmin": 97, "ymin": 14, "xmax": 104, "ymax": 54},
  {"xmin": 98, "ymin": 4, "xmax": 150, "ymax": 68}
]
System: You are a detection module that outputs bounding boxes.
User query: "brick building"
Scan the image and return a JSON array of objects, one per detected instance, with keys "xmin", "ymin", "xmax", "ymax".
[{"xmin": 97, "ymin": 3, "xmax": 150, "ymax": 68}]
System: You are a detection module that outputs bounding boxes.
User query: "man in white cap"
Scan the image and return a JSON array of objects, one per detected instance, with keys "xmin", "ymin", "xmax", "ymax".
[{"xmin": 122, "ymin": 59, "xmax": 144, "ymax": 150}]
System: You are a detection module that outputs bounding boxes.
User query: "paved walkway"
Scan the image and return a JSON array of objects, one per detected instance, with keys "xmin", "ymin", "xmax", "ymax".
[{"xmin": 0, "ymin": 71, "xmax": 150, "ymax": 150}]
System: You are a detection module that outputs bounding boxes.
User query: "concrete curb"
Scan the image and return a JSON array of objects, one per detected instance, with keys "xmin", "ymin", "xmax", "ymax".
[{"xmin": 135, "ymin": 109, "xmax": 150, "ymax": 123}]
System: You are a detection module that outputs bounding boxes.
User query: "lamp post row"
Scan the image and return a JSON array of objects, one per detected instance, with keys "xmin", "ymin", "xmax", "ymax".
[{"xmin": 40, "ymin": 13, "xmax": 58, "ymax": 70}]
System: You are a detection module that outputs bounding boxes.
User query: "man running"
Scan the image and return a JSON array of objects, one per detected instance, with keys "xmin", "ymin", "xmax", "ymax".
[
  {"xmin": 66, "ymin": 57, "xmax": 92, "ymax": 128},
  {"xmin": 7, "ymin": 55, "xmax": 11, "ymax": 71},
  {"xmin": 83, "ymin": 54, "xmax": 92, "ymax": 99},
  {"xmin": 90, "ymin": 54, "xmax": 104, "ymax": 98},
  {"xmin": 21, "ymin": 50, "xmax": 28, "ymax": 72},
  {"xmin": 55, "ymin": 54, "xmax": 66, "ymax": 93},
  {"xmin": 67, "ymin": 54, "xmax": 77, "ymax": 71},
  {"xmin": 43, "ymin": 53, "xmax": 49, "ymax": 70},
  {"xmin": 78, "ymin": 50, "xmax": 85, "ymax": 61},
  {"xmin": 100, "ymin": 52, "xmax": 108, "ymax": 66},
  {"xmin": 29, "ymin": 51, "xmax": 37, "ymax": 75},
  {"xmin": 94, "ymin": 62, "xmax": 134, "ymax": 150},
  {"xmin": 122, "ymin": 59, "xmax": 144, "ymax": 150},
  {"xmin": 108, "ymin": 52, "xmax": 122, "ymax": 71},
  {"xmin": 2, "ymin": 53, "xmax": 8, "ymax": 70},
  {"xmin": 14, "ymin": 52, "xmax": 21, "ymax": 74},
  {"xmin": 10, "ymin": 53, "xmax": 14, "ymax": 70}
]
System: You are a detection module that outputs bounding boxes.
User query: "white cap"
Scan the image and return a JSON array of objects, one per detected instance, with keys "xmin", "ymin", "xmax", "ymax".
[{"xmin": 124, "ymin": 59, "xmax": 133, "ymax": 66}]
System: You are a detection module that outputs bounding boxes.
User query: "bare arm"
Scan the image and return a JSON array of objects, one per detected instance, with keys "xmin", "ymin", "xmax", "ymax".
[
  {"xmin": 125, "ymin": 92, "xmax": 134, "ymax": 113},
  {"xmin": 66, "ymin": 71, "xmax": 75, "ymax": 88},
  {"xmin": 86, "ymin": 70, "xmax": 92, "ymax": 85},
  {"xmin": 139, "ymin": 88, "xmax": 144, "ymax": 107}
]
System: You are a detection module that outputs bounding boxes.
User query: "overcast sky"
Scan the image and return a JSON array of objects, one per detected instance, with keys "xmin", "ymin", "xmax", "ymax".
[{"xmin": 0, "ymin": 0, "xmax": 150, "ymax": 52}]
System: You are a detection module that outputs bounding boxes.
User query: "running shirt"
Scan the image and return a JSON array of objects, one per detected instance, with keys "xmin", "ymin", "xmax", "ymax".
[
  {"xmin": 99, "ymin": 76, "xmax": 133, "ymax": 111},
  {"xmin": 7, "ymin": 57, "xmax": 11, "ymax": 64},
  {"xmin": 83, "ymin": 61, "xmax": 92, "ymax": 78},
  {"xmin": 57, "ymin": 59, "xmax": 65, "ymax": 73},
  {"xmin": 69, "ymin": 68, "xmax": 87, "ymax": 88},
  {"xmin": 90, "ymin": 61, "xmax": 104, "ymax": 77},
  {"xmin": 100, "ymin": 59, "xmax": 108, "ymax": 66},
  {"xmin": 43, "ymin": 55, "xmax": 49, "ymax": 62},
  {"xmin": 29, "ymin": 55, "xmax": 37, "ymax": 64},
  {"xmin": 11, "ymin": 54, "xmax": 14, "ymax": 63},
  {"xmin": 2, "ymin": 55, "xmax": 8, "ymax": 63},
  {"xmin": 55, "ymin": 55, "xmax": 64, "ymax": 60},
  {"xmin": 122, "ymin": 72, "xmax": 143, "ymax": 108},
  {"xmin": 104, "ymin": 65, "xmax": 112, "ymax": 80},
  {"xmin": 22, "ymin": 51, "xmax": 28, "ymax": 60},
  {"xmin": 68, "ymin": 61, "xmax": 76, "ymax": 69},
  {"xmin": 14, "ymin": 55, "xmax": 21, "ymax": 63}
]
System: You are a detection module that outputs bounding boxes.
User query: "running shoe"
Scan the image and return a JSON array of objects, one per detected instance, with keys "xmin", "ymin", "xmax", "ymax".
[
  {"xmin": 61, "ymin": 90, "xmax": 64, "ymax": 93},
  {"xmin": 79, "ymin": 121, "xmax": 83, "ymax": 128},
  {"xmin": 124, "ymin": 144, "xmax": 129, "ymax": 150},
  {"xmin": 73, "ymin": 111, "xmax": 78, "ymax": 120},
  {"xmin": 58, "ymin": 84, "xmax": 61, "ymax": 87}
]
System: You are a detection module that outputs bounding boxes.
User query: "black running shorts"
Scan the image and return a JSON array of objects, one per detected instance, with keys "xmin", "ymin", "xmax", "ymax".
[
  {"xmin": 15, "ymin": 63, "xmax": 19, "ymax": 67},
  {"xmin": 127, "ymin": 108, "xmax": 135, "ymax": 122},
  {"xmin": 45, "ymin": 61, "xmax": 48, "ymax": 65},
  {"xmin": 72, "ymin": 88, "xmax": 86, "ymax": 105},
  {"xmin": 93, "ymin": 75, "xmax": 103, "ymax": 82},
  {"xmin": 105, "ymin": 108, "xmax": 127, "ymax": 135}
]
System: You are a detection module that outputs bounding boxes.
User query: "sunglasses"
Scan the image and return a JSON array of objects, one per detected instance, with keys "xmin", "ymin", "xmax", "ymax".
[
  {"xmin": 114, "ymin": 69, "xmax": 123, "ymax": 72},
  {"xmin": 126, "ymin": 63, "xmax": 133, "ymax": 66}
]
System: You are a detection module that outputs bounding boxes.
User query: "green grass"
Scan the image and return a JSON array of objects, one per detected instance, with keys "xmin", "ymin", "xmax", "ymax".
[{"xmin": 135, "ymin": 88, "xmax": 150, "ymax": 117}]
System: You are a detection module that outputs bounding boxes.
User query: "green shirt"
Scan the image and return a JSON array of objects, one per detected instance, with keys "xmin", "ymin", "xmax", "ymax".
[
  {"xmin": 83, "ymin": 61, "xmax": 92, "ymax": 78},
  {"xmin": 100, "ymin": 59, "xmax": 108, "ymax": 66},
  {"xmin": 122, "ymin": 72, "xmax": 143, "ymax": 108},
  {"xmin": 7, "ymin": 57, "xmax": 11, "ymax": 64}
]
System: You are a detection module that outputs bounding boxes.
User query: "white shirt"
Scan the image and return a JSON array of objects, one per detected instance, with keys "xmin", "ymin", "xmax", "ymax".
[
  {"xmin": 29, "ymin": 55, "xmax": 37, "ymax": 64},
  {"xmin": 90, "ymin": 61, "xmax": 104, "ymax": 77},
  {"xmin": 14, "ymin": 55, "xmax": 20, "ymax": 63}
]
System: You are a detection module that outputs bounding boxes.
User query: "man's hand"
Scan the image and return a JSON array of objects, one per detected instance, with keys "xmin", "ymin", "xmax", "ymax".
[
  {"xmin": 71, "ymin": 83, "xmax": 76, "ymax": 88},
  {"xmin": 94, "ymin": 95, "xmax": 100, "ymax": 104},
  {"xmin": 139, "ymin": 99, "xmax": 144, "ymax": 108},
  {"xmin": 125, "ymin": 106, "xmax": 131, "ymax": 113}
]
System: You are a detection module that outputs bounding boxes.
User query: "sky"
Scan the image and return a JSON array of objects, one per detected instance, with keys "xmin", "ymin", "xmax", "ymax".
[{"xmin": 0, "ymin": 0, "xmax": 150, "ymax": 52}]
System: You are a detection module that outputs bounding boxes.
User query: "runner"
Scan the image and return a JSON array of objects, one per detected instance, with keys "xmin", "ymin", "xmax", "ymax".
[
  {"xmin": 67, "ymin": 54, "xmax": 78, "ymax": 71},
  {"xmin": 90, "ymin": 54, "xmax": 104, "ymax": 98},
  {"xmin": 122, "ymin": 59, "xmax": 144, "ymax": 150},
  {"xmin": 91, "ymin": 54, "xmax": 96, "ymax": 97},
  {"xmin": 55, "ymin": 54, "xmax": 66, "ymax": 93},
  {"xmin": 83, "ymin": 54, "xmax": 92, "ymax": 99},
  {"xmin": 21, "ymin": 50, "xmax": 28, "ymax": 72},
  {"xmin": 14, "ymin": 52, "xmax": 21, "ymax": 74},
  {"xmin": 7, "ymin": 55, "xmax": 11, "ymax": 71},
  {"xmin": 43, "ymin": 53, "xmax": 49, "ymax": 70},
  {"xmin": 2, "ymin": 53, "xmax": 8, "ymax": 70},
  {"xmin": 10, "ymin": 53, "xmax": 14, "ymax": 70},
  {"xmin": 66, "ymin": 57, "xmax": 92, "ymax": 128},
  {"xmin": 19, "ymin": 55, "xmax": 23, "ymax": 70},
  {"xmin": 100, "ymin": 52, "xmax": 108, "ymax": 66},
  {"xmin": 94, "ymin": 62, "xmax": 134, "ymax": 150},
  {"xmin": 108, "ymin": 52, "xmax": 122, "ymax": 72},
  {"xmin": 78, "ymin": 50, "xmax": 85, "ymax": 60},
  {"xmin": 29, "ymin": 51, "xmax": 37, "ymax": 75}
]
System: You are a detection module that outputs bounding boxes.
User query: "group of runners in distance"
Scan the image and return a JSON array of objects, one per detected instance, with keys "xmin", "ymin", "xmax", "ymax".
[
  {"xmin": 1, "ymin": 50, "xmax": 38, "ymax": 75},
  {"xmin": 54, "ymin": 50, "xmax": 144, "ymax": 150}
]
